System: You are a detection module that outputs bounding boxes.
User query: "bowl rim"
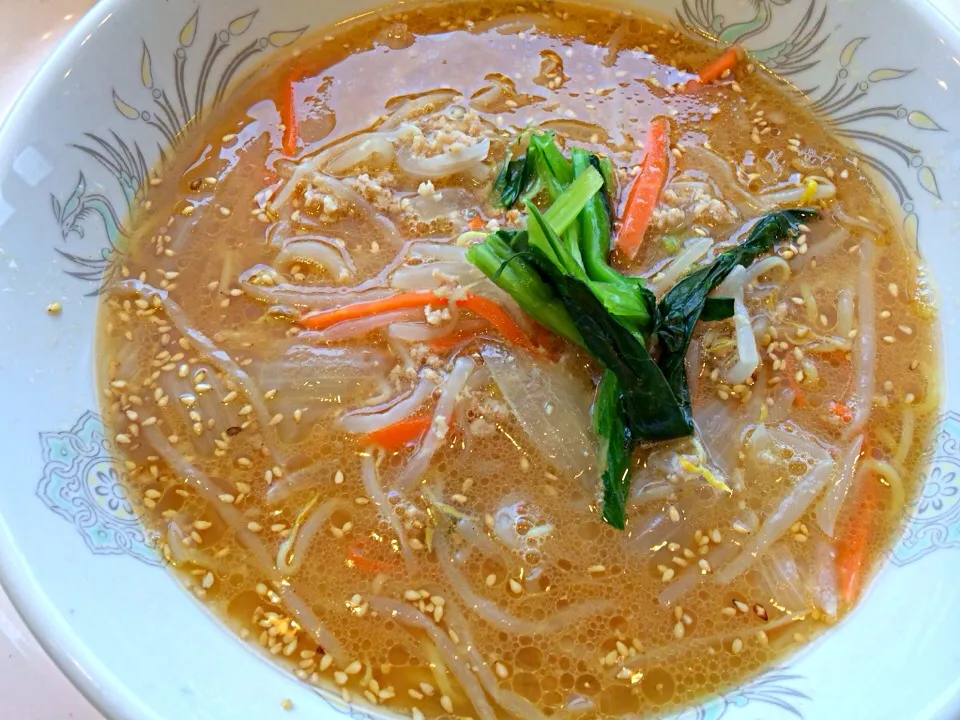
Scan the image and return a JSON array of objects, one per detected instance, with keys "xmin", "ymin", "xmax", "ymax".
[
  {"xmin": 0, "ymin": 3, "xmax": 160, "ymax": 717},
  {"xmin": 1, "ymin": 1, "xmax": 959, "ymax": 719}
]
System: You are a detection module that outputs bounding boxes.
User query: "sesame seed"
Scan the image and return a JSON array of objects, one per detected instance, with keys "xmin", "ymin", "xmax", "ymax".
[
  {"xmin": 485, "ymin": 574, "xmax": 497, "ymax": 587},
  {"xmin": 904, "ymin": 393, "xmax": 916, "ymax": 405},
  {"xmin": 673, "ymin": 622, "xmax": 685, "ymax": 639},
  {"xmin": 661, "ymin": 568, "xmax": 675, "ymax": 582},
  {"xmin": 440, "ymin": 696, "xmax": 454, "ymax": 714},
  {"xmin": 668, "ymin": 505, "xmax": 680, "ymax": 522},
  {"xmin": 731, "ymin": 638, "xmax": 743, "ymax": 654},
  {"xmin": 268, "ymin": 413, "xmax": 284, "ymax": 426},
  {"xmin": 280, "ymin": 699, "xmax": 292, "ymax": 711},
  {"xmin": 495, "ymin": 662, "xmax": 510, "ymax": 678},
  {"xmin": 46, "ymin": 301, "xmax": 62, "ymax": 315},
  {"xmin": 334, "ymin": 671, "xmax": 348, "ymax": 685},
  {"xmin": 247, "ymin": 522, "xmax": 262, "ymax": 532},
  {"xmin": 344, "ymin": 660, "xmax": 362, "ymax": 675},
  {"xmin": 587, "ymin": 564, "xmax": 606, "ymax": 574},
  {"xmin": 888, "ymin": 282, "xmax": 899, "ymax": 297},
  {"xmin": 508, "ymin": 579, "xmax": 523, "ymax": 594},
  {"xmin": 219, "ymin": 206, "xmax": 232, "ymax": 217}
]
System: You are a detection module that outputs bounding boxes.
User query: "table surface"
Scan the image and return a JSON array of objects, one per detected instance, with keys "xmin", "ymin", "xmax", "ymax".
[{"xmin": 3, "ymin": 0, "xmax": 960, "ymax": 718}]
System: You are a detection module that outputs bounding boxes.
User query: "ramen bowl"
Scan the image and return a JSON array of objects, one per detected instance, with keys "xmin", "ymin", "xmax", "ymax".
[{"xmin": 0, "ymin": 0, "xmax": 958, "ymax": 718}]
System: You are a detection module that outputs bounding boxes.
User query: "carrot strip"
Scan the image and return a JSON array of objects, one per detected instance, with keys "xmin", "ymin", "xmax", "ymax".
[
  {"xmin": 300, "ymin": 290, "xmax": 440, "ymax": 330},
  {"xmin": 455, "ymin": 294, "xmax": 539, "ymax": 351},
  {"xmin": 835, "ymin": 469, "xmax": 877, "ymax": 606},
  {"xmin": 421, "ymin": 319, "xmax": 486, "ymax": 352},
  {"xmin": 468, "ymin": 215, "xmax": 485, "ymax": 230},
  {"xmin": 279, "ymin": 75, "xmax": 299, "ymax": 156},
  {"xmin": 829, "ymin": 400, "xmax": 853, "ymax": 424},
  {"xmin": 346, "ymin": 545, "xmax": 394, "ymax": 574},
  {"xmin": 615, "ymin": 117, "xmax": 670, "ymax": 260},
  {"xmin": 427, "ymin": 328, "xmax": 481, "ymax": 352},
  {"xmin": 688, "ymin": 46, "xmax": 741, "ymax": 89},
  {"xmin": 365, "ymin": 415, "xmax": 432, "ymax": 451}
]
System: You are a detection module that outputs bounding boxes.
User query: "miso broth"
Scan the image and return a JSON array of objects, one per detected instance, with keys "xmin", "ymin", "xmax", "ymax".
[{"xmin": 96, "ymin": 2, "xmax": 939, "ymax": 717}]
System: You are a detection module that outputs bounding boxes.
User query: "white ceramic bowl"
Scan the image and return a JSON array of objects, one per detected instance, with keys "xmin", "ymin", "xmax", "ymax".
[{"xmin": 1, "ymin": 0, "xmax": 958, "ymax": 718}]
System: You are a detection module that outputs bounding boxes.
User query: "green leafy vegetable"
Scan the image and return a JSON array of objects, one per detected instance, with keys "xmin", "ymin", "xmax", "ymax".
[
  {"xmin": 593, "ymin": 370, "xmax": 633, "ymax": 530},
  {"xmin": 656, "ymin": 208, "xmax": 817, "ymax": 416},
  {"xmin": 572, "ymin": 149, "xmax": 615, "ymax": 282},
  {"xmin": 492, "ymin": 154, "xmax": 530, "ymax": 208},
  {"xmin": 465, "ymin": 231, "xmax": 583, "ymax": 345},
  {"xmin": 543, "ymin": 167, "xmax": 604, "ymax": 239},
  {"xmin": 572, "ymin": 148, "xmax": 656, "ymax": 330},
  {"xmin": 528, "ymin": 132, "xmax": 574, "ymax": 193},
  {"xmin": 474, "ymin": 132, "xmax": 819, "ymax": 529},
  {"xmin": 701, "ymin": 297, "xmax": 735, "ymax": 322},
  {"xmin": 533, "ymin": 258, "xmax": 692, "ymax": 441}
]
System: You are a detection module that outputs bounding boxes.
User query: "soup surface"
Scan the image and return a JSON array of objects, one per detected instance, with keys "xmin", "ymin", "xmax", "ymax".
[{"xmin": 96, "ymin": 2, "xmax": 939, "ymax": 718}]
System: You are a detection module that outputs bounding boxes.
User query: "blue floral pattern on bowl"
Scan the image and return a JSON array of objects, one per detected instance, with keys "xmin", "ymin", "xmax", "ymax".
[
  {"xmin": 666, "ymin": 671, "xmax": 808, "ymax": 719},
  {"xmin": 892, "ymin": 412, "xmax": 960, "ymax": 566},
  {"xmin": 36, "ymin": 410, "xmax": 159, "ymax": 566}
]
